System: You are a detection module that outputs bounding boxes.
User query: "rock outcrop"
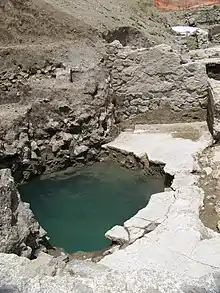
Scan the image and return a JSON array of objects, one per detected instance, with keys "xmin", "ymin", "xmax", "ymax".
[
  {"xmin": 0, "ymin": 168, "xmax": 47, "ymax": 257},
  {"xmin": 2, "ymin": 0, "xmax": 220, "ymax": 291},
  {"xmin": 2, "ymin": 122, "xmax": 220, "ymax": 292}
]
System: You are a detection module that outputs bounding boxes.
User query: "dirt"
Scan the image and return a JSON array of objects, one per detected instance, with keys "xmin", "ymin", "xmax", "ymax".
[
  {"xmin": 119, "ymin": 106, "xmax": 207, "ymax": 129},
  {"xmin": 199, "ymin": 144, "xmax": 220, "ymax": 231},
  {"xmin": 0, "ymin": 0, "xmax": 175, "ymax": 46}
]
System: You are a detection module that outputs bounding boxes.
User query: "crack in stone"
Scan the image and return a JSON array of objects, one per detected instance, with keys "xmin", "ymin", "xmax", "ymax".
[{"xmin": 173, "ymin": 248, "xmax": 220, "ymax": 270}]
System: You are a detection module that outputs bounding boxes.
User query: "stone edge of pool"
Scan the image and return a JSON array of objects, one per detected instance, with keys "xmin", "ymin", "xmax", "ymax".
[
  {"xmin": 100, "ymin": 122, "xmax": 220, "ymax": 277},
  {"xmin": 2, "ymin": 122, "xmax": 220, "ymax": 292}
]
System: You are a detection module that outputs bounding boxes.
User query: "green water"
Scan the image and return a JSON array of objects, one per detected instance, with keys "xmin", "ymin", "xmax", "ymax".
[{"xmin": 19, "ymin": 162, "xmax": 164, "ymax": 253}]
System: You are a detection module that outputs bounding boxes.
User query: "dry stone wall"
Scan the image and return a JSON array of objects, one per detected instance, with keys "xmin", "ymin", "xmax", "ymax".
[{"xmin": 105, "ymin": 41, "xmax": 208, "ymax": 122}]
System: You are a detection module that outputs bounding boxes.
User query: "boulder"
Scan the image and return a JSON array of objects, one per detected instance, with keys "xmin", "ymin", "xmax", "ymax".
[{"xmin": 0, "ymin": 169, "xmax": 47, "ymax": 257}]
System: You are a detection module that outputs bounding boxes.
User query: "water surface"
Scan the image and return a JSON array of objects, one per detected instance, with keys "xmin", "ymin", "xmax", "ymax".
[{"xmin": 19, "ymin": 162, "xmax": 164, "ymax": 253}]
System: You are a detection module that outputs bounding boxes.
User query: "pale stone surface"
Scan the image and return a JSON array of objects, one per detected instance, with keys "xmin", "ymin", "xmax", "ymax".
[
  {"xmin": 171, "ymin": 26, "xmax": 199, "ymax": 35},
  {"xmin": 213, "ymin": 149, "xmax": 220, "ymax": 162},
  {"xmin": 105, "ymin": 225, "xmax": 129, "ymax": 244},
  {"xmin": 104, "ymin": 122, "xmax": 209, "ymax": 176},
  {"xmin": 204, "ymin": 166, "xmax": 213, "ymax": 175},
  {"xmin": 100, "ymin": 122, "xmax": 220, "ymax": 287},
  {"xmin": 124, "ymin": 191, "xmax": 175, "ymax": 231},
  {"xmin": 2, "ymin": 252, "xmax": 220, "ymax": 293},
  {"xmin": 189, "ymin": 45, "xmax": 220, "ymax": 61}
]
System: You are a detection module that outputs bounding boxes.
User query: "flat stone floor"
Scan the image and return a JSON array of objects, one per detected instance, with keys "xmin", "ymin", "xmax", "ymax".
[{"xmin": 104, "ymin": 122, "xmax": 210, "ymax": 176}]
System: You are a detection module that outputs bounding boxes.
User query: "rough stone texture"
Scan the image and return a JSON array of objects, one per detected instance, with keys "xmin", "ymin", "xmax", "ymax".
[
  {"xmin": 207, "ymin": 78, "xmax": 220, "ymax": 142},
  {"xmin": 105, "ymin": 225, "xmax": 129, "ymax": 244},
  {"xmin": 2, "ymin": 1, "xmax": 220, "ymax": 292},
  {"xmin": 199, "ymin": 143, "xmax": 220, "ymax": 231},
  {"xmin": 3, "ymin": 38, "xmax": 220, "ymax": 180},
  {"xmin": 0, "ymin": 65, "xmax": 116, "ymax": 181},
  {"xmin": 2, "ymin": 252, "xmax": 220, "ymax": 293},
  {"xmin": 0, "ymin": 168, "xmax": 46, "ymax": 256},
  {"xmin": 209, "ymin": 25, "xmax": 220, "ymax": 44},
  {"xmin": 104, "ymin": 122, "xmax": 209, "ymax": 176},
  {"xmin": 188, "ymin": 45, "xmax": 220, "ymax": 61},
  {"xmin": 105, "ymin": 41, "xmax": 208, "ymax": 122},
  {"xmin": 171, "ymin": 26, "xmax": 209, "ymax": 51}
]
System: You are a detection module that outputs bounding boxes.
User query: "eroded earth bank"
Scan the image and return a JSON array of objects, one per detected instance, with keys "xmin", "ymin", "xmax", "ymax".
[{"xmin": 2, "ymin": 0, "xmax": 220, "ymax": 292}]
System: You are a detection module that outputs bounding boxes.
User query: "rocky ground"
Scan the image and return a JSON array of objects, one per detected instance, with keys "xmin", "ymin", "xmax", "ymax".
[{"xmin": 2, "ymin": 0, "xmax": 220, "ymax": 292}]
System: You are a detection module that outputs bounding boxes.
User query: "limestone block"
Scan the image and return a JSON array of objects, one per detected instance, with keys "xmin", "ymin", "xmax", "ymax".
[
  {"xmin": 127, "ymin": 226, "xmax": 145, "ymax": 244},
  {"xmin": 105, "ymin": 225, "xmax": 129, "ymax": 244}
]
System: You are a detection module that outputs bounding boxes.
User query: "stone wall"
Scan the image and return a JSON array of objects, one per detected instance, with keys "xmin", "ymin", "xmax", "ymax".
[{"xmin": 105, "ymin": 41, "xmax": 208, "ymax": 123}]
